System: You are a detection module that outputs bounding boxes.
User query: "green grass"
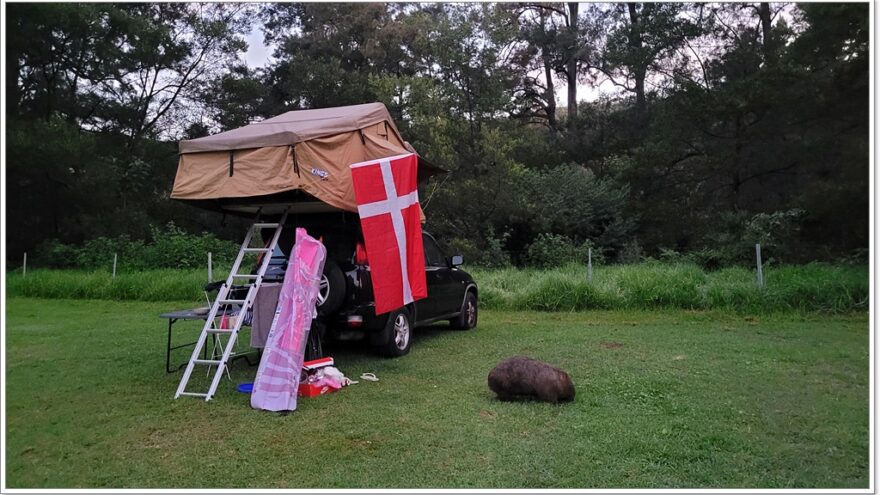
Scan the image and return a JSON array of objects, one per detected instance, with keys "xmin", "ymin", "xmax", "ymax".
[
  {"xmin": 5, "ymin": 297, "xmax": 868, "ymax": 488},
  {"xmin": 471, "ymin": 262, "xmax": 868, "ymax": 313},
  {"xmin": 5, "ymin": 267, "xmax": 230, "ymax": 302},
  {"xmin": 6, "ymin": 262, "xmax": 868, "ymax": 313}
]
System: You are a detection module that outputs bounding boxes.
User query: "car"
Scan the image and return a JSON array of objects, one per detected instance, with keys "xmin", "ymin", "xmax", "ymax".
[{"xmin": 257, "ymin": 212, "xmax": 478, "ymax": 358}]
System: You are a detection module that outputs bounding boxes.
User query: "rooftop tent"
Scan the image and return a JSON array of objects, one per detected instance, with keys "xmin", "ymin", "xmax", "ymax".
[{"xmin": 171, "ymin": 102, "xmax": 442, "ymax": 216}]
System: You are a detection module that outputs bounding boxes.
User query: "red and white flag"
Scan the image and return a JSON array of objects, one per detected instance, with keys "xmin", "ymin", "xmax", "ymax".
[{"xmin": 350, "ymin": 153, "xmax": 427, "ymax": 315}]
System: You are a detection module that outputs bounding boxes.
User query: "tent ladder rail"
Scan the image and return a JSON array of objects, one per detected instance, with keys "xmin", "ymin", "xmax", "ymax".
[{"xmin": 174, "ymin": 208, "xmax": 289, "ymax": 401}]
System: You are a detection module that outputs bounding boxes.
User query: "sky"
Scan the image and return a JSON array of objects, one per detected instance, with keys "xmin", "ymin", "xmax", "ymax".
[{"xmin": 244, "ymin": 27, "xmax": 271, "ymax": 69}]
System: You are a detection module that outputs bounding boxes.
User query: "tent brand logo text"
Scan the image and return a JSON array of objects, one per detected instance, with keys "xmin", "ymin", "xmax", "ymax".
[{"xmin": 311, "ymin": 168, "xmax": 330, "ymax": 181}]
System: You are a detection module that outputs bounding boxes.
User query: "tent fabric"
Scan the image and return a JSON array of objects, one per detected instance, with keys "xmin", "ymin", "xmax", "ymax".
[
  {"xmin": 172, "ymin": 103, "xmax": 439, "ymax": 214},
  {"xmin": 178, "ymin": 102, "xmax": 398, "ymax": 153}
]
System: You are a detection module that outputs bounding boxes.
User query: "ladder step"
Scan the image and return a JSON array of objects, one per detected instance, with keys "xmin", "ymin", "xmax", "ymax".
[
  {"xmin": 176, "ymin": 209, "xmax": 289, "ymax": 401},
  {"xmin": 217, "ymin": 299, "xmax": 246, "ymax": 305},
  {"xmin": 206, "ymin": 328, "xmax": 234, "ymax": 334}
]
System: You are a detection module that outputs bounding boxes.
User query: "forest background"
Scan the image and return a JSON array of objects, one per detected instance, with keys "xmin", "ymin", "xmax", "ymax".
[{"xmin": 5, "ymin": 3, "xmax": 869, "ymax": 270}]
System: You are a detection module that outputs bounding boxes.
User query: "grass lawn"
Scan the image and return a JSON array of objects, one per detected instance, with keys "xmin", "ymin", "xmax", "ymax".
[{"xmin": 4, "ymin": 297, "xmax": 869, "ymax": 488}]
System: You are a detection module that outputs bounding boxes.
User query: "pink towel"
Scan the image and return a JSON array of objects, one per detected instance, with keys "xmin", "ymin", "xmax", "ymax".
[{"xmin": 251, "ymin": 228, "xmax": 327, "ymax": 412}]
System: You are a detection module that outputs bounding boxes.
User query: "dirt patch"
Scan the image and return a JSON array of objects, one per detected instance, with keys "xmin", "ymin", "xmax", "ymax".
[
  {"xmin": 344, "ymin": 437, "xmax": 374, "ymax": 449},
  {"xmin": 600, "ymin": 341, "xmax": 624, "ymax": 349},
  {"xmin": 672, "ymin": 355, "xmax": 686, "ymax": 361},
  {"xmin": 479, "ymin": 410, "xmax": 497, "ymax": 419}
]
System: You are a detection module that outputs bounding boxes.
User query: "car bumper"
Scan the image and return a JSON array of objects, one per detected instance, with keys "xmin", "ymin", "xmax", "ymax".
[{"xmin": 329, "ymin": 303, "xmax": 388, "ymax": 332}]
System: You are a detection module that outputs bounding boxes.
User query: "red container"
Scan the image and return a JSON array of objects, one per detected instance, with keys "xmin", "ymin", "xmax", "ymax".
[{"xmin": 298, "ymin": 382, "xmax": 335, "ymax": 397}]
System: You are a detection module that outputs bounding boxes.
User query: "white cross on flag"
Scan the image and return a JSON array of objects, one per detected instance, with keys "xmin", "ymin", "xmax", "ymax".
[{"xmin": 350, "ymin": 153, "xmax": 428, "ymax": 315}]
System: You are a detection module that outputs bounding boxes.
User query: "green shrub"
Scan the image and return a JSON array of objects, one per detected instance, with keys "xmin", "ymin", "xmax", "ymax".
[
  {"xmin": 525, "ymin": 233, "xmax": 602, "ymax": 268},
  {"xmin": 616, "ymin": 240, "xmax": 644, "ymax": 264},
  {"xmin": 143, "ymin": 223, "xmax": 239, "ymax": 269},
  {"xmin": 444, "ymin": 227, "xmax": 511, "ymax": 268},
  {"xmin": 32, "ymin": 223, "xmax": 239, "ymax": 271}
]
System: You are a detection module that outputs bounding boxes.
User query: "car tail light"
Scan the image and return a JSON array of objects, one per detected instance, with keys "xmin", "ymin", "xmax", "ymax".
[
  {"xmin": 355, "ymin": 242, "xmax": 369, "ymax": 265},
  {"xmin": 347, "ymin": 315, "xmax": 363, "ymax": 328}
]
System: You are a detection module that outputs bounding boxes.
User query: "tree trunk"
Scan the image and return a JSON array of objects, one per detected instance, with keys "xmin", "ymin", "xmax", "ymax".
[
  {"xmin": 565, "ymin": 3, "xmax": 579, "ymax": 130},
  {"xmin": 758, "ymin": 2, "xmax": 774, "ymax": 62},
  {"xmin": 6, "ymin": 9, "xmax": 22, "ymax": 119},
  {"xmin": 539, "ymin": 8, "xmax": 557, "ymax": 132},
  {"xmin": 628, "ymin": 3, "xmax": 647, "ymax": 120},
  {"xmin": 732, "ymin": 114, "xmax": 743, "ymax": 211},
  {"xmin": 543, "ymin": 48, "xmax": 557, "ymax": 132},
  {"xmin": 7, "ymin": 44, "xmax": 20, "ymax": 118},
  {"xmin": 634, "ymin": 67, "xmax": 646, "ymax": 118}
]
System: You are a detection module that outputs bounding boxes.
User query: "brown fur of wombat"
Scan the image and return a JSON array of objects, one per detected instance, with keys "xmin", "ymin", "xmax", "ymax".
[{"xmin": 488, "ymin": 356, "xmax": 575, "ymax": 403}]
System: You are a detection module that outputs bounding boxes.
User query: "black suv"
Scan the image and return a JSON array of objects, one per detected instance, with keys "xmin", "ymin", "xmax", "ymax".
[{"xmin": 260, "ymin": 212, "xmax": 478, "ymax": 358}]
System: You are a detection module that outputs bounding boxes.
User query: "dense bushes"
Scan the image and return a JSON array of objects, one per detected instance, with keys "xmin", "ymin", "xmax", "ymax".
[
  {"xmin": 33, "ymin": 223, "xmax": 239, "ymax": 270},
  {"xmin": 524, "ymin": 233, "xmax": 603, "ymax": 268}
]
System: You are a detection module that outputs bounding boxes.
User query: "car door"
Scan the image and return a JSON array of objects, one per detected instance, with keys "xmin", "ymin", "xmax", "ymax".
[{"xmin": 416, "ymin": 233, "xmax": 457, "ymax": 321}]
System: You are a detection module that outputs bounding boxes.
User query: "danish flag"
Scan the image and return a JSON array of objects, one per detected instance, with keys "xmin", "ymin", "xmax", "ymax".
[{"xmin": 350, "ymin": 153, "xmax": 428, "ymax": 315}]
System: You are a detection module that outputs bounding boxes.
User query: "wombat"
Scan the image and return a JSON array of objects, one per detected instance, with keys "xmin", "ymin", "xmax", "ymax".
[{"xmin": 488, "ymin": 356, "xmax": 575, "ymax": 403}]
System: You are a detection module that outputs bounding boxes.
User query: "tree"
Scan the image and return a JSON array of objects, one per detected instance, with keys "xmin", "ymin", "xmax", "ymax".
[
  {"xmin": 3, "ymin": 2, "xmax": 870, "ymax": 265},
  {"xmin": 5, "ymin": 3, "xmax": 253, "ymax": 257},
  {"xmin": 260, "ymin": 3, "xmax": 417, "ymax": 112},
  {"xmin": 500, "ymin": 4, "xmax": 561, "ymax": 131},
  {"xmin": 599, "ymin": 3, "xmax": 701, "ymax": 123}
]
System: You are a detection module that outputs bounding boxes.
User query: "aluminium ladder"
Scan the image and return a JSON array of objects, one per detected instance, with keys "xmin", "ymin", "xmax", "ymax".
[{"xmin": 175, "ymin": 210, "xmax": 289, "ymax": 400}]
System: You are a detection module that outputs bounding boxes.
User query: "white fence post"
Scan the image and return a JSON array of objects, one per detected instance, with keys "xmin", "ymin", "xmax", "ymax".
[
  {"xmin": 587, "ymin": 248, "xmax": 593, "ymax": 284},
  {"xmin": 112, "ymin": 253, "xmax": 118, "ymax": 279},
  {"xmin": 22, "ymin": 252, "xmax": 27, "ymax": 278},
  {"xmin": 755, "ymin": 243, "xmax": 764, "ymax": 288},
  {"xmin": 208, "ymin": 252, "xmax": 213, "ymax": 282}
]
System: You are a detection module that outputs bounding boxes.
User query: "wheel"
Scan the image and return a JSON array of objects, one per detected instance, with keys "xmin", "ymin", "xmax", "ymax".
[
  {"xmin": 317, "ymin": 261, "xmax": 346, "ymax": 315},
  {"xmin": 304, "ymin": 321, "xmax": 324, "ymax": 361},
  {"xmin": 450, "ymin": 291, "xmax": 478, "ymax": 330},
  {"xmin": 304, "ymin": 327, "xmax": 323, "ymax": 361},
  {"xmin": 377, "ymin": 308, "xmax": 413, "ymax": 357}
]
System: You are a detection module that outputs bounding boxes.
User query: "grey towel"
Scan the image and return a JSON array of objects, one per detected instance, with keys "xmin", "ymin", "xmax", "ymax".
[{"xmin": 250, "ymin": 283, "xmax": 282, "ymax": 348}]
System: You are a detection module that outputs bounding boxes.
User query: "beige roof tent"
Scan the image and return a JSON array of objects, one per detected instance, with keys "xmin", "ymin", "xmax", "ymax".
[{"xmin": 171, "ymin": 102, "xmax": 442, "ymax": 216}]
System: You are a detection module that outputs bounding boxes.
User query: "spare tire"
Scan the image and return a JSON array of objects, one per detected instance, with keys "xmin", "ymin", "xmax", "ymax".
[{"xmin": 317, "ymin": 260, "xmax": 346, "ymax": 315}]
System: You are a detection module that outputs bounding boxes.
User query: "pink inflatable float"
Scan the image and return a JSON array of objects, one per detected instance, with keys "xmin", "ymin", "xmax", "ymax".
[{"xmin": 251, "ymin": 228, "xmax": 327, "ymax": 412}]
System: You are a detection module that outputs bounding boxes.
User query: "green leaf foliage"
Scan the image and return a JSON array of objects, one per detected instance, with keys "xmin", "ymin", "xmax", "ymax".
[{"xmin": 4, "ymin": 3, "xmax": 868, "ymax": 269}]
